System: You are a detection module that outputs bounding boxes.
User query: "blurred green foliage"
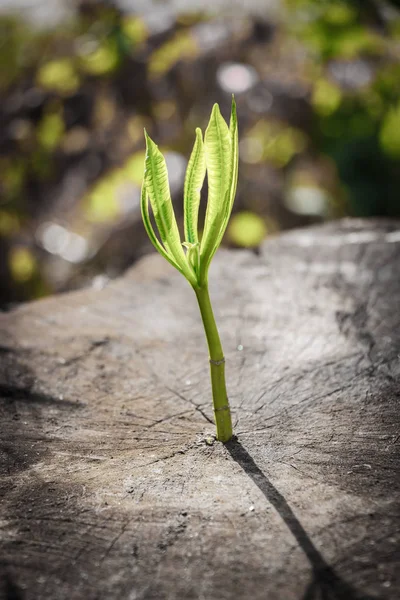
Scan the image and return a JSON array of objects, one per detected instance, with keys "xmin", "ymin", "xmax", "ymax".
[
  {"xmin": 227, "ymin": 212, "xmax": 269, "ymax": 248},
  {"xmin": 286, "ymin": 0, "xmax": 400, "ymax": 218},
  {"xmin": 0, "ymin": 0, "xmax": 399, "ymax": 305}
]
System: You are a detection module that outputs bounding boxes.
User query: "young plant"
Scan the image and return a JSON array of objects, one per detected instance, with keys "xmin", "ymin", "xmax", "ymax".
[{"xmin": 141, "ymin": 98, "xmax": 238, "ymax": 442}]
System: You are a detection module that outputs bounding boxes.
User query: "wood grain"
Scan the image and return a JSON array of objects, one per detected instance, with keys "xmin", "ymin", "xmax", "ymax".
[{"xmin": 1, "ymin": 219, "xmax": 399, "ymax": 600}]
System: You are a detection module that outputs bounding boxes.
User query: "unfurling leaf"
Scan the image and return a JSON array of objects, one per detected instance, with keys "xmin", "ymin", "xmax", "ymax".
[
  {"xmin": 142, "ymin": 131, "xmax": 196, "ymax": 285},
  {"xmin": 141, "ymin": 97, "xmax": 238, "ymax": 290},
  {"xmin": 200, "ymin": 104, "xmax": 232, "ymax": 278},
  {"xmin": 184, "ymin": 127, "xmax": 206, "ymax": 246},
  {"xmin": 207, "ymin": 97, "xmax": 239, "ymax": 266}
]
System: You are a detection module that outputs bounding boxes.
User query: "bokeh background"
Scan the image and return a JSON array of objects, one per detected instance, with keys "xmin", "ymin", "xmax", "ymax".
[{"xmin": 1, "ymin": 0, "xmax": 399, "ymax": 307}]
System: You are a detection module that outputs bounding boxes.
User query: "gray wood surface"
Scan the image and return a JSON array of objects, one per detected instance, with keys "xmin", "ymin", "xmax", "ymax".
[{"xmin": 1, "ymin": 219, "xmax": 399, "ymax": 600}]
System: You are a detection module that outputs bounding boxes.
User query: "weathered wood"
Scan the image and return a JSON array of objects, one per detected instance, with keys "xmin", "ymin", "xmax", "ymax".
[{"xmin": 0, "ymin": 219, "xmax": 399, "ymax": 600}]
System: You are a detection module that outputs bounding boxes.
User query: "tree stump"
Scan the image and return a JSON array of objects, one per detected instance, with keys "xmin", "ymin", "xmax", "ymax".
[{"xmin": 1, "ymin": 219, "xmax": 399, "ymax": 600}]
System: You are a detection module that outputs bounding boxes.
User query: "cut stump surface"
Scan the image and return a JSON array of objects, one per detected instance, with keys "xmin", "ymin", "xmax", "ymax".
[{"xmin": 1, "ymin": 219, "xmax": 399, "ymax": 600}]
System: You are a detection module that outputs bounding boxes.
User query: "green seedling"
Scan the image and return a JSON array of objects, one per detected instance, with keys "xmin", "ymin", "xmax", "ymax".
[{"xmin": 141, "ymin": 98, "xmax": 238, "ymax": 442}]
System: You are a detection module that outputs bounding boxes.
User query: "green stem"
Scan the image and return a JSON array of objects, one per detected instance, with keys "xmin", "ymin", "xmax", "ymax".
[{"xmin": 194, "ymin": 284, "xmax": 233, "ymax": 442}]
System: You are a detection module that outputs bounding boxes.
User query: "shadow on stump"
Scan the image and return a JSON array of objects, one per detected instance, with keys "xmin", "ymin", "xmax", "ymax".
[
  {"xmin": 1, "ymin": 574, "xmax": 24, "ymax": 600},
  {"xmin": 225, "ymin": 439, "xmax": 381, "ymax": 600}
]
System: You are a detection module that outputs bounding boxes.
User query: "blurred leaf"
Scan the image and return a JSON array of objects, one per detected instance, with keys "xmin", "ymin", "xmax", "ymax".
[
  {"xmin": 0, "ymin": 159, "xmax": 26, "ymax": 199},
  {"xmin": 149, "ymin": 30, "xmax": 198, "ymax": 78},
  {"xmin": 267, "ymin": 126, "xmax": 306, "ymax": 167},
  {"xmin": 227, "ymin": 212, "xmax": 268, "ymax": 247},
  {"xmin": 243, "ymin": 120, "xmax": 307, "ymax": 168},
  {"xmin": 380, "ymin": 103, "xmax": 400, "ymax": 159},
  {"xmin": 84, "ymin": 170, "xmax": 123, "ymax": 223},
  {"xmin": 84, "ymin": 150, "xmax": 148, "ymax": 224},
  {"xmin": 349, "ymin": 113, "xmax": 374, "ymax": 137},
  {"xmin": 0, "ymin": 17, "xmax": 34, "ymax": 90},
  {"xmin": 287, "ymin": 1, "xmax": 386, "ymax": 60},
  {"xmin": 375, "ymin": 63, "xmax": 400, "ymax": 105},
  {"xmin": 364, "ymin": 92, "xmax": 384, "ymax": 119},
  {"xmin": 312, "ymin": 79, "xmax": 342, "ymax": 115},
  {"xmin": 78, "ymin": 40, "xmax": 120, "ymax": 76},
  {"xmin": 333, "ymin": 28, "xmax": 384, "ymax": 59},
  {"xmin": 121, "ymin": 16, "xmax": 148, "ymax": 46},
  {"xmin": 30, "ymin": 149, "xmax": 55, "ymax": 180},
  {"xmin": 37, "ymin": 59, "xmax": 80, "ymax": 95},
  {"xmin": 9, "ymin": 246, "xmax": 37, "ymax": 283},
  {"xmin": 324, "ymin": 4, "xmax": 356, "ymax": 25},
  {"xmin": 124, "ymin": 151, "xmax": 146, "ymax": 184},
  {"xmin": 37, "ymin": 112, "xmax": 65, "ymax": 151},
  {"xmin": 0, "ymin": 211, "xmax": 20, "ymax": 236}
]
